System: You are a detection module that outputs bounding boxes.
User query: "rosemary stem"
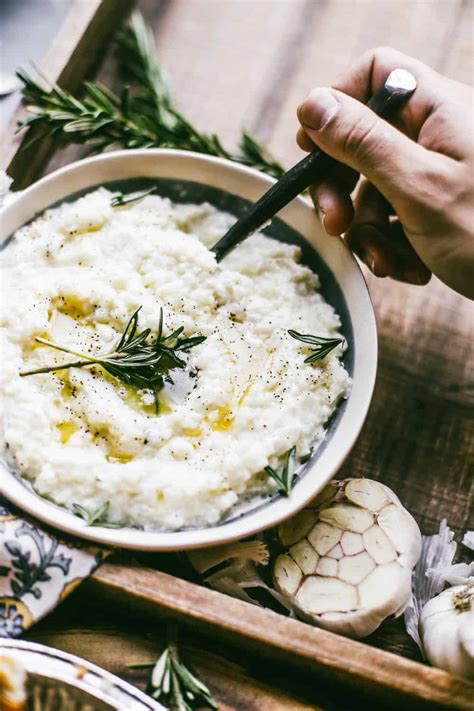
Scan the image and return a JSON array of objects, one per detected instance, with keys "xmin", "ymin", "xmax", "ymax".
[
  {"xmin": 127, "ymin": 662, "xmax": 156, "ymax": 669},
  {"xmin": 20, "ymin": 358, "xmax": 104, "ymax": 377},
  {"xmin": 20, "ymin": 337, "xmax": 112, "ymax": 376},
  {"xmin": 34, "ymin": 336, "xmax": 130, "ymax": 363},
  {"xmin": 34, "ymin": 336, "xmax": 102, "ymax": 360}
]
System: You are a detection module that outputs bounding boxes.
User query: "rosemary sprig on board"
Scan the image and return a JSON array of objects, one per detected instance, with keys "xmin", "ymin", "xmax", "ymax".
[
  {"xmin": 17, "ymin": 12, "xmax": 284, "ymax": 179},
  {"xmin": 265, "ymin": 447, "xmax": 297, "ymax": 496},
  {"xmin": 20, "ymin": 307, "xmax": 205, "ymax": 413},
  {"xmin": 288, "ymin": 329, "xmax": 344, "ymax": 363},
  {"xmin": 129, "ymin": 643, "xmax": 218, "ymax": 710},
  {"xmin": 72, "ymin": 501, "xmax": 123, "ymax": 528}
]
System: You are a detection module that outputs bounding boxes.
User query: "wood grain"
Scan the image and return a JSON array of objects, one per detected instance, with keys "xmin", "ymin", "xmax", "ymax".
[
  {"xmin": 27, "ymin": 628, "xmax": 324, "ymax": 711},
  {"xmin": 1, "ymin": 0, "xmax": 133, "ymax": 189},
  {"xmin": 5, "ymin": 0, "xmax": 473, "ymax": 708},
  {"xmin": 28, "ymin": 579, "xmax": 327, "ymax": 711},
  {"xmin": 82, "ymin": 562, "xmax": 474, "ymax": 711}
]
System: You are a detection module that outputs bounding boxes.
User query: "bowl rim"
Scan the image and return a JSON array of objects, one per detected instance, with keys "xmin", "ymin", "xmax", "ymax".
[{"xmin": 0, "ymin": 148, "xmax": 377, "ymax": 550}]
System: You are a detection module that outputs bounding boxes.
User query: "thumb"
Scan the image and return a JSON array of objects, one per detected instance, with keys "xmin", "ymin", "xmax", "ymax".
[{"xmin": 298, "ymin": 87, "xmax": 427, "ymax": 206}]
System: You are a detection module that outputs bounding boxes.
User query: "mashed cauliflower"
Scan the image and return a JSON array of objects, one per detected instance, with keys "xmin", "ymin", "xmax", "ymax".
[{"xmin": 0, "ymin": 188, "xmax": 349, "ymax": 530}]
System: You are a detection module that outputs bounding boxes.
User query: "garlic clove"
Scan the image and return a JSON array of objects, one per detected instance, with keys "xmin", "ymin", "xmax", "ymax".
[
  {"xmin": 358, "ymin": 561, "xmax": 411, "ymax": 613},
  {"xmin": 327, "ymin": 543, "xmax": 344, "ymax": 560},
  {"xmin": 312, "ymin": 483, "xmax": 338, "ymax": 507},
  {"xmin": 307, "ymin": 521, "xmax": 342, "ymax": 556},
  {"xmin": 319, "ymin": 503, "xmax": 374, "ymax": 533},
  {"xmin": 310, "ymin": 610, "xmax": 369, "ymax": 638},
  {"xmin": 296, "ymin": 576, "xmax": 358, "ymax": 615},
  {"xmin": 377, "ymin": 504, "xmax": 422, "ymax": 567},
  {"xmin": 459, "ymin": 609, "xmax": 474, "ymax": 659},
  {"xmin": 278, "ymin": 510, "xmax": 317, "ymax": 548},
  {"xmin": 340, "ymin": 531, "xmax": 364, "ymax": 555},
  {"xmin": 363, "ymin": 525, "xmax": 397, "ymax": 564},
  {"xmin": 316, "ymin": 556, "xmax": 338, "ymax": 577},
  {"xmin": 338, "ymin": 551, "xmax": 375, "ymax": 585},
  {"xmin": 273, "ymin": 554, "xmax": 302, "ymax": 596},
  {"xmin": 289, "ymin": 539, "xmax": 319, "ymax": 575},
  {"xmin": 345, "ymin": 478, "xmax": 389, "ymax": 511}
]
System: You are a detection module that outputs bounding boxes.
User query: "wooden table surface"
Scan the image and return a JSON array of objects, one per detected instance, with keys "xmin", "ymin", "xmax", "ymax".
[{"xmin": 12, "ymin": 0, "xmax": 474, "ymax": 708}]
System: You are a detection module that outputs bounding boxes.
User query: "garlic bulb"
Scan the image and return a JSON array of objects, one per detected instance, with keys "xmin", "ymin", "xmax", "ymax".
[
  {"xmin": 420, "ymin": 582, "xmax": 474, "ymax": 678},
  {"xmin": 273, "ymin": 478, "xmax": 422, "ymax": 638}
]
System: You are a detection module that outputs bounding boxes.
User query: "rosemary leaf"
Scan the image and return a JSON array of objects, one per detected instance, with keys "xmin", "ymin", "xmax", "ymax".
[
  {"xmin": 111, "ymin": 187, "xmax": 157, "ymax": 207},
  {"xmin": 265, "ymin": 447, "xmax": 297, "ymax": 497},
  {"xmin": 20, "ymin": 307, "xmax": 205, "ymax": 413},
  {"xmin": 16, "ymin": 12, "xmax": 284, "ymax": 180},
  {"xmin": 288, "ymin": 329, "xmax": 344, "ymax": 362},
  {"xmin": 142, "ymin": 642, "xmax": 218, "ymax": 710},
  {"xmin": 72, "ymin": 501, "xmax": 123, "ymax": 528}
]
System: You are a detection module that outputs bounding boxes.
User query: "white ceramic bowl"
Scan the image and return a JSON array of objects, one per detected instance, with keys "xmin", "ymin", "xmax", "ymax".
[{"xmin": 0, "ymin": 149, "xmax": 377, "ymax": 550}]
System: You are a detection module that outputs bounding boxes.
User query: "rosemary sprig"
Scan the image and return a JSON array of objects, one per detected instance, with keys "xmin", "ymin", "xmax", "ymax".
[
  {"xmin": 17, "ymin": 12, "xmax": 284, "ymax": 179},
  {"xmin": 288, "ymin": 329, "xmax": 344, "ymax": 363},
  {"xmin": 20, "ymin": 307, "xmax": 205, "ymax": 413},
  {"xmin": 265, "ymin": 447, "xmax": 297, "ymax": 497},
  {"xmin": 129, "ymin": 643, "xmax": 218, "ymax": 710},
  {"xmin": 72, "ymin": 501, "xmax": 122, "ymax": 528},
  {"xmin": 110, "ymin": 187, "xmax": 157, "ymax": 207}
]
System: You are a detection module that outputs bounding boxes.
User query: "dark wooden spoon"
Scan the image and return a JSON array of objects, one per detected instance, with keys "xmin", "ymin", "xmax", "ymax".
[{"xmin": 211, "ymin": 68, "xmax": 417, "ymax": 262}]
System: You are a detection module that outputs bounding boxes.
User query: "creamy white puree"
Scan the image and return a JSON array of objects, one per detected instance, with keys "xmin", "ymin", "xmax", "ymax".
[{"xmin": 0, "ymin": 189, "xmax": 349, "ymax": 530}]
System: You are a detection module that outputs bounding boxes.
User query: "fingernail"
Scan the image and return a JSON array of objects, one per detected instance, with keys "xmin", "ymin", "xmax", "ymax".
[
  {"xmin": 360, "ymin": 249, "xmax": 387, "ymax": 278},
  {"xmin": 309, "ymin": 189, "xmax": 329, "ymax": 232},
  {"xmin": 299, "ymin": 88, "xmax": 340, "ymax": 130},
  {"xmin": 359, "ymin": 249, "xmax": 375, "ymax": 271},
  {"xmin": 403, "ymin": 265, "xmax": 430, "ymax": 285},
  {"xmin": 309, "ymin": 188, "xmax": 322, "ymax": 213},
  {"xmin": 372, "ymin": 257, "xmax": 388, "ymax": 278},
  {"xmin": 315, "ymin": 204, "xmax": 328, "ymax": 234},
  {"xmin": 321, "ymin": 213, "xmax": 329, "ymax": 233}
]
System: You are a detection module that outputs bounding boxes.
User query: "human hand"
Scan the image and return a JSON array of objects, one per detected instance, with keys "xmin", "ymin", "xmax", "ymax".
[{"xmin": 296, "ymin": 47, "xmax": 474, "ymax": 298}]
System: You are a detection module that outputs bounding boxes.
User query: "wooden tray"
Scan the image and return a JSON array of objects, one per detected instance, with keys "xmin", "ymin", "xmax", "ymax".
[
  {"xmin": 1, "ymin": 0, "xmax": 133, "ymax": 189},
  {"xmin": 85, "ymin": 562, "xmax": 473, "ymax": 711},
  {"xmin": 2, "ymin": 2, "xmax": 473, "ymax": 709}
]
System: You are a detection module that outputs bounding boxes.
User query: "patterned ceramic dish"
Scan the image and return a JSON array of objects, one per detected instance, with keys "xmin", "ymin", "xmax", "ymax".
[
  {"xmin": 0, "ymin": 149, "xmax": 377, "ymax": 550},
  {"xmin": 0, "ymin": 638, "xmax": 163, "ymax": 709}
]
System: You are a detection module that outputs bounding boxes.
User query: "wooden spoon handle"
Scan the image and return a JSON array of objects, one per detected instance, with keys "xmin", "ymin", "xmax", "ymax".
[{"xmin": 211, "ymin": 68, "xmax": 416, "ymax": 262}]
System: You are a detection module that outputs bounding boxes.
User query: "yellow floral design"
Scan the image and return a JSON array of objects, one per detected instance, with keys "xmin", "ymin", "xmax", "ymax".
[{"xmin": 0, "ymin": 598, "xmax": 33, "ymax": 637}]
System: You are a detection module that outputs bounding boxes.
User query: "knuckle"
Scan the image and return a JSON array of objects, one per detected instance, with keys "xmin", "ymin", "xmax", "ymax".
[
  {"xmin": 341, "ymin": 115, "xmax": 382, "ymax": 163},
  {"xmin": 397, "ymin": 159, "xmax": 462, "ymax": 229},
  {"xmin": 417, "ymin": 163, "xmax": 456, "ymax": 209}
]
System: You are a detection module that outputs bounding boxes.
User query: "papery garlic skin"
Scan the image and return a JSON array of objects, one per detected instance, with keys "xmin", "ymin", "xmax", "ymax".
[
  {"xmin": 420, "ymin": 583, "xmax": 474, "ymax": 679},
  {"xmin": 273, "ymin": 478, "xmax": 422, "ymax": 639}
]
